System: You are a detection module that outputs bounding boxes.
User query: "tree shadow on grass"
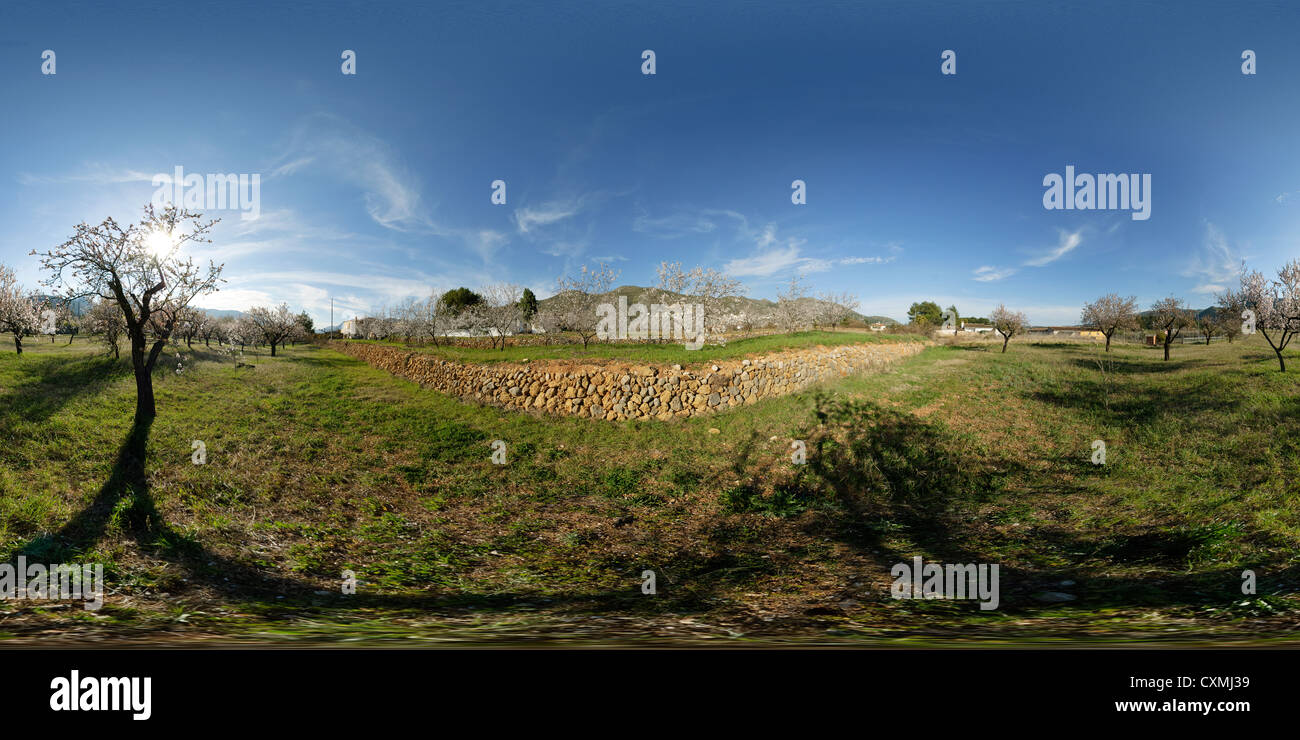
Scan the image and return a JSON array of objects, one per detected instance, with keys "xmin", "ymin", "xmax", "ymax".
[
  {"xmin": 8, "ymin": 384, "xmax": 1295, "ymax": 638},
  {"xmin": 15, "ymin": 418, "xmax": 307, "ymax": 600},
  {"xmin": 782, "ymin": 392, "xmax": 1297, "ymax": 615},
  {"xmin": 1064, "ymin": 355, "xmax": 1183, "ymax": 375},
  {"xmin": 1028, "ymin": 373, "xmax": 1241, "ymax": 426},
  {"xmin": 0, "ymin": 353, "xmax": 132, "ymax": 425}
]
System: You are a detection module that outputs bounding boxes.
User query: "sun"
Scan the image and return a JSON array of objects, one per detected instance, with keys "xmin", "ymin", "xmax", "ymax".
[{"xmin": 144, "ymin": 229, "xmax": 175, "ymax": 258}]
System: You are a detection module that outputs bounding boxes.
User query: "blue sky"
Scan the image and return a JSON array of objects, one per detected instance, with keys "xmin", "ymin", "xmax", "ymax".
[{"xmin": 2, "ymin": 0, "xmax": 1299, "ymax": 325}]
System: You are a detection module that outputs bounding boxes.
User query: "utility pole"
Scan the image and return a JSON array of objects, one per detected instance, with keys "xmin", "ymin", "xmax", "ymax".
[{"xmin": 330, "ymin": 298, "xmax": 334, "ymax": 337}]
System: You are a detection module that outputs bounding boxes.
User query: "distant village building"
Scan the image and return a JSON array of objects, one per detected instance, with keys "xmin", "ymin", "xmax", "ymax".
[
  {"xmin": 1026, "ymin": 326, "xmax": 1105, "ymax": 340},
  {"xmin": 936, "ymin": 321, "xmax": 995, "ymax": 336}
]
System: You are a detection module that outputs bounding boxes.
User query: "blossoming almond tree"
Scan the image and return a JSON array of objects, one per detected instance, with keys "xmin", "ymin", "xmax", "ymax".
[
  {"xmin": 990, "ymin": 303, "xmax": 1028, "ymax": 353},
  {"xmin": 553, "ymin": 263, "xmax": 619, "ymax": 349},
  {"xmin": 1149, "ymin": 296, "xmax": 1193, "ymax": 361},
  {"xmin": 0, "ymin": 262, "xmax": 40, "ymax": 354},
  {"xmin": 85, "ymin": 297, "xmax": 127, "ymax": 358},
  {"xmin": 1234, "ymin": 260, "xmax": 1300, "ymax": 372},
  {"xmin": 1081, "ymin": 293, "xmax": 1138, "ymax": 352},
  {"xmin": 246, "ymin": 303, "xmax": 299, "ymax": 356},
  {"xmin": 32, "ymin": 204, "xmax": 223, "ymax": 421}
]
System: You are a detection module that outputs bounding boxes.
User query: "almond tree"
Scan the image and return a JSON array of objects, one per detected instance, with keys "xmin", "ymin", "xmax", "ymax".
[
  {"xmin": 990, "ymin": 303, "xmax": 1028, "ymax": 353},
  {"xmin": 531, "ymin": 304, "xmax": 565, "ymax": 344},
  {"xmin": 819, "ymin": 291, "xmax": 860, "ymax": 331},
  {"xmin": 775, "ymin": 274, "xmax": 811, "ymax": 334},
  {"xmin": 655, "ymin": 262, "xmax": 745, "ymax": 343},
  {"xmin": 553, "ymin": 263, "xmax": 618, "ymax": 349},
  {"xmin": 198, "ymin": 313, "xmax": 220, "ymax": 347},
  {"xmin": 85, "ymin": 297, "xmax": 126, "ymax": 358},
  {"xmin": 1081, "ymin": 293, "xmax": 1138, "ymax": 352},
  {"xmin": 62, "ymin": 301, "xmax": 81, "ymax": 344},
  {"xmin": 1235, "ymin": 260, "xmax": 1300, "ymax": 371},
  {"xmin": 1214, "ymin": 289, "xmax": 1245, "ymax": 344},
  {"xmin": 1195, "ymin": 312, "xmax": 1218, "ymax": 345},
  {"xmin": 175, "ymin": 306, "xmax": 205, "ymax": 348},
  {"xmin": 390, "ymin": 297, "xmax": 423, "ymax": 345},
  {"xmin": 42, "ymin": 298, "xmax": 74, "ymax": 343},
  {"xmin": 0, "ymin": 263, "xmax": 40, "ymax": 354},
  {"xmin": 1149, "ymin": 296, "xmax": 1193, "ymax": 361},
  {"xmin": 475, "ymin": 283, "xmax": 523, "ymax": 350},
  {"xmin": 246, "ymin": 303, "xmax": 298, "ymax": 356},
  {"xmin": 419, "ymin": 293, "xmax": 453, "ymax": 347},
  {"xmin": 33, "ymin": 204, "xmax": 223, "ymax": 421}
]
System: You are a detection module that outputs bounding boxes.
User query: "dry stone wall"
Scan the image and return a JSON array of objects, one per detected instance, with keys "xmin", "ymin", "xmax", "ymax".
[{"xmin": 330, "ymin": 339, "xmax": 925, "ymax": 421}]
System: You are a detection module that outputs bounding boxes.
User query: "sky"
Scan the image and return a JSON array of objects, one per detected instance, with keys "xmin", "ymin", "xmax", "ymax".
[{"xmin": 2, "ymin": 0, "xmax": 1299, "ymax": 326}]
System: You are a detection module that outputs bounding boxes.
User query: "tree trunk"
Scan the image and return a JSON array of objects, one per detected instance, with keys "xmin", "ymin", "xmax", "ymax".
[
  {"xmin": 13, "ymin": 335, "xmax": 22, "ymax": 354},
  {"xmin": 270, "ymin": 341, "xmax": 277, "ymax": 357},
  {"xmin": 1163, "ymin": 339, "xmax": 1171, "ymax": 361},
  {"xmin": 1275, "ymin": 348, "xmax": 1286, "ymax": 372},
  {"xmin": 130, "ymin": 331, "xmax": 164, "ymax": 422},
  {"xmin": 1104, "ymin": 332, "xmax": 1112, "ymax": 352},
  {"xmin": 133, "ymin": 366, "xmax": 155, "ymax": 421},
  {"xmin": 1001, "ymin": 335, "xmax": 1009, "ymax": 353}
]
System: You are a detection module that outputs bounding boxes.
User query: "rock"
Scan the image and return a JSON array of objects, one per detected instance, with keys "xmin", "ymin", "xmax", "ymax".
[
  {"xmin": 708, "ymin": 428, "xmax": 720, "ymax": 434},
  {"xmin": 329, "ymin": 339, "xmax": 927, "ymax": 423},
  {"xmin": 1032, "ymin": 591, "xmax": 1077, "ymax": 603}
]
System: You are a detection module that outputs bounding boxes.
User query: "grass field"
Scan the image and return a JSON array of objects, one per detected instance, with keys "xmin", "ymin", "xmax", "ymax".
[{"xmin": 0, "ymin": 332, "xmax": 1297, "ymax": 645}]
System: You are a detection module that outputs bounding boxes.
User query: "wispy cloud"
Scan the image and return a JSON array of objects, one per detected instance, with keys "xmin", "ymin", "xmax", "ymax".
[
  {"xmin": 840, "ymin": 255, "xmax": 895, "ymax": 265},
  {"xmin": 515, "ymin": 203, "xmax": 578, "ymax": 234},
  {"xmin": 1182, "ymin": 222, "xmax": 1244, "ymax": 295},
  {"xmin": 973, "ymin": 265, "xmax": 1018, "ymax": 282},
  {"xmin": 17, "ymin": 165, "xmax": 157, "ymax": 186},
  {"xmin": 270, "ymin": 113, "xmax": 432, "ymax": 233},
  {"xmin": 1023, "ymin": 228, "xmax": 1084, "ymax": 267},
  {"xmin": 631, "ymin": 206, "xmax": 719, "ymax": 238},
  {"xmin": 972, "ymin": 229, "xmax": 1083, "ymax": 283},
  {"xmin": 720, "ymin": 221, "xmax": 838, "ymax": 277}
]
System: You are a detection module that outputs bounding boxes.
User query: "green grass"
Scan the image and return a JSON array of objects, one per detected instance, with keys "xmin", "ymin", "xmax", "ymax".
[
  {"xmin": 0, "ymin": 331, "xmax": 1297, "ymax": 646},
  {"xmin": 351, "ymin": 329, "xmax": 920, "ymax": 365}
]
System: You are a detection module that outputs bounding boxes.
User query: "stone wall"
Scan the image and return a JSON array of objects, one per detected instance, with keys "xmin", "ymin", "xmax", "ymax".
[{"xmin": 329, "ymin": 339, "xmax": 925, "ymax": 421}]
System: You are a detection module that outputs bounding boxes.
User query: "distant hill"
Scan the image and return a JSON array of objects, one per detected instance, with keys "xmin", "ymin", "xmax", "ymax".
[
  {"xmin": 1137, "ymin": 306, "xmax": 1217, "ymax": 321},
  {"xmin": 33, "ymin": 295, "xmax": 92, "ymax": 316},
  {"xmin": 198, "ymin": 308, "xmax": 245, "ymax": 319},
  {"xmin": 537, "ymin": 285, "xmax": 900, "ymax": 328}
]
